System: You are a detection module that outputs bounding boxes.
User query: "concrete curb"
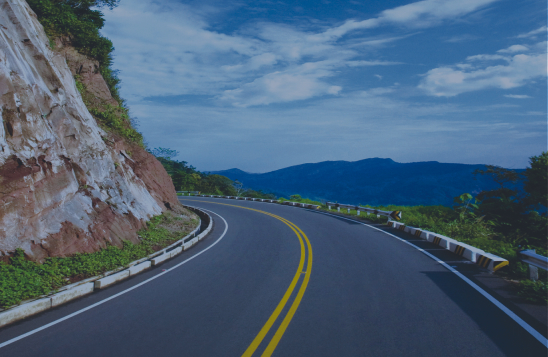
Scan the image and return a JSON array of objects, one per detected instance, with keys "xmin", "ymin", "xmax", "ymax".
[
  {"xmin": 95, "ymin": 270, "xmax": 130, "ymax": 289},
  {"xmin": 51, "ymin": 283, "xmax": 94, "ymax": 307},
  {"xmin": 0, "ymin": 205, "xmax": 212, "ymax": 329},
  {"xmin": 129, "ymin": 261, "xmax": 151, "ymax": 276},
  {"xmin": 0, "ymin": 298, "xmax": 52, "ymax": 328}
]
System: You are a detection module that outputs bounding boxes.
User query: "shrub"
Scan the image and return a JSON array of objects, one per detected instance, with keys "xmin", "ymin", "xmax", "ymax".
[
  {"xmin": 90, "ymin": 104, "xmax": 143, "ymax": 144},
  {"xmin": 27, "ymin": 0, "xmax": 140, "ymax": 143},
  {"xmin": 517, "ymin": 280, "xmax": 548, "ymax": 304},
  {"xmin": 0, "ymin": 212, "xmax": 197, "ymax": 308}
]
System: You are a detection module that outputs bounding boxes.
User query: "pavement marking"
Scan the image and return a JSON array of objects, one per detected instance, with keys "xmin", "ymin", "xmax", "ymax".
[
  {"xmin": 305, "ymin": 209, "xmax": 548, "ymax": 349},
  {"xmin": 240, "ymin": 215, "xmax": 305, "ymax": 357},
  {"xmin": 261, "ymin": 220, "xmax": 312, "ymax": 357},
  {"xmin": 0, "ymin": 209, "xmax": 229, "ymax": 350},
  {"xmin": 183, "ymin": 199, "xmax": 313, "ymax": 357}
]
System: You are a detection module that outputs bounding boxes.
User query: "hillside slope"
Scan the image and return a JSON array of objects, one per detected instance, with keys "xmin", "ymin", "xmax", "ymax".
[
  {"xmin": 212, "ymin": 158, "xmax": 519, "ymax": 206},
  {"xmin": 0, "ymin": 0, "xmax": 178, "ymax": 261}
]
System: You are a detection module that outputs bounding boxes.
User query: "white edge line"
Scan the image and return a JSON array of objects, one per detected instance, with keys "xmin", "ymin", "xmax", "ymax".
[
  {"xmin": 0, "ymin": 208, "xmax": 228, "ymax": 349},
  {"xmin": 188, "ymin": 198, "xmax": 548, "ymax": 346},
  {"xmin": 304, "ymin": 208, "xmax": 548, "ymax": 348}
]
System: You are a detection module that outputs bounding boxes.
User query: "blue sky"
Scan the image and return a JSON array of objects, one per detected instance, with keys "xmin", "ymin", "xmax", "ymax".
[{"xmin": 101, "ymin": 0, "xmax": 547, "ymax": 172}]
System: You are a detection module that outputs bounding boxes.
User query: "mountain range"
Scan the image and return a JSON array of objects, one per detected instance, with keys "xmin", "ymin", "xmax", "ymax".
[{"xmin": 211, "ymin": 158, "xmax": 521, "ymax": 207}]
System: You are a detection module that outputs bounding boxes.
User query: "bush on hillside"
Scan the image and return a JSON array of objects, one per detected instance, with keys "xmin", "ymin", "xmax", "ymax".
[{"xmin": 27, "ymin": 0, "xmax": 142, "ymax": 144}]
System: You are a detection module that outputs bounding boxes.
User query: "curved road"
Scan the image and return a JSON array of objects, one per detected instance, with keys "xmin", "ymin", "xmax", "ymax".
[{"xmin": 0, "ymin": 197, "xmax": 546, "ymax": 356}]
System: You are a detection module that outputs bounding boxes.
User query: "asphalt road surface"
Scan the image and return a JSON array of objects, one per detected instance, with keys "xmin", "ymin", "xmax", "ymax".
[{"xmin": 0, "ymin": 196, "xmax": 546, "ymax": 356}]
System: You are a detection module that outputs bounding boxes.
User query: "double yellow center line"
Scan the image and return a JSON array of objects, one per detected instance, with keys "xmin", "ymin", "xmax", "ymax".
[{"xmin": 185, "ymin": 200, "xmax": 312, "ymax": 357}]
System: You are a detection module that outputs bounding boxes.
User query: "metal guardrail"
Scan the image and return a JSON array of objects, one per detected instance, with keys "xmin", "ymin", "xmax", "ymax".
[
  {"xmin": 177, "ymin": 191, "xmax": 200, "ymax": 195},
  {"xmin": 195, "ymin": 195, "xmax": 325, "ymax": 209},
  {"xmin": 326, "ymin": 202, "xmax": 401, "ymax": 221},
  {"xmin": 189, "ymin": 195, "xmax": 399, "ymax": 220},
  {"xmin": 519, "ymin": 249, "xmax": 548, "ymax": 281}
]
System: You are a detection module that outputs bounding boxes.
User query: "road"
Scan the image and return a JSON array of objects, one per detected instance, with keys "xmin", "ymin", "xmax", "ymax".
[{"xmin": 0, "ymin": 196, "xmax": 546, "ymax": 356}]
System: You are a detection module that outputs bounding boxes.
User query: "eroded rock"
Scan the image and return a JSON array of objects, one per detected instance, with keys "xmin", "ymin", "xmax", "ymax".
[{"xmin": 0, "ymin": 0, "xmax": 179, "ymax": 261}]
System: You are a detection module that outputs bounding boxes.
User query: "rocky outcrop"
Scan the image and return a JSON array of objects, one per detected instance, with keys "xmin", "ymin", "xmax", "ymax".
[
  {"xmin": 0, "ymin": 0, "xmax": 179, "ymax": 261},
  {"xmin": 54, "ymin": 37, "xmax": 118, "ymax": 107}
]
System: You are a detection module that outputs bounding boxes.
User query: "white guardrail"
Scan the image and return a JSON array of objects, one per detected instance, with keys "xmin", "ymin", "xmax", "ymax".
[
  {"xmin": 326, "ymin": 202, "xmax": 401, "ymax": 221},
  {"xmin": 387, "ymin": 220, "xmax": 509, "ymax": 273},
  {"xmin": 194, "ymin": 194, "xmax": 321, "ymax": 209},
  {"xmin": 0, "ymin": 205, "xmax": 212, "ymax": 329},
  {"xmin": 519, "ymin": 249, "xmax": 548, "ymax": 281},
  {"xmin": 193, "ymin": 194, "xmax": 520, "ymax": 274},
  {"xmin": 193, "ymin": 195, "xmax": 403, "ymax": 219},
  {"xmin": 177, "ymin": 191, "xmax": 200, "ymax": 195}
]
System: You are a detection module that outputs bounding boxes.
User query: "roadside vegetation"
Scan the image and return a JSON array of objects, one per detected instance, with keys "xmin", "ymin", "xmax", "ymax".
[
  {"xmin": 0, "ymin": 210, "xmax": 198, "ymax": 309},
  {"xmin": 151, "ymin": 148, "xmax": 276, "ymax": 198},
  {"xmin": 27, "ymin": 0, "xmax": 143, "ymax": 145},
  {"xmin": 153, "ymin": 147, "xmax": 547, "ymax": 304},
  {"xmin": 281, "ymin": 152, "xmax": 548, "ymax": 304}
]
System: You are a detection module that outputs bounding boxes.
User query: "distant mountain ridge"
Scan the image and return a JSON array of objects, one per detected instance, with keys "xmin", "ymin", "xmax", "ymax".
[{"xmin": 211, "ymin": 158, "xmax": 520, "ymax": 206}]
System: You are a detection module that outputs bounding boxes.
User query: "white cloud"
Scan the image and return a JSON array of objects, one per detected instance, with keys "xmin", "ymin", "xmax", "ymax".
[
  {"xmin": 315, "ymin": 0, "xmax": 497, "ymax": 42},
  {"xmin": 444, "ymin": 34, "xmax": 479, "ymax": 43},
  {"xmin": 378, "ymin": 0, "xmax": 497, "ymax": 27},
  {"xmin": 504, "ymin": 94, "xmax": 531, "ymax": 99},
  {"xmin": 346, "ymin": 60, "xmax": 403, "ymax": 67},
  {"xmin": 102, "ymin": 0, "xmax": 501, "ymax": 106},
  {"xmin": 96, "ymin": 0, "xmax": 546, "ymax": 173},
  {"xmin": 219, "ymin": 61, "xmax": 343, "ymax": 107},
  {"xmin": 516, "ymin": 26, "xmax": 547, "ymax": 39},
  {"xmin": 466, "ymin": 54, "xmax": 508, "ymax": 62},
  {"xmin": 134, "ymin": 89, "xmax": 543, "ymax": 172},
  {"xmin": 533, "ymin": 41, "xmax": 548, "ymax": 51},
  {"xmin": 497, "ymin": 44, "xmax": 528, "ymax": 53},
  {"xmin": 419, "ymin": 44, "xmax": 547, "ymax": 96}
]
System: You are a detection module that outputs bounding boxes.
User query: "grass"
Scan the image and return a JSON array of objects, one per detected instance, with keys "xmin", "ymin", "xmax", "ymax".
[
  {"xmin": 278, "ymin": 197, "xmax": 547, "ymax": 304},
  {"xmin": 0, "ymin": 209, "xmax": 198, "ymax": 309},
  {"xmin": 89, "ymin": 104, "xmax": 143, "ymax": 145},
  {"xmin": 517, "ymin": 280, "xmax": 548, "ymax": 304},
  {"xmin": 26, "ymin": 1, "xmax": 143, "ymax": 146}
]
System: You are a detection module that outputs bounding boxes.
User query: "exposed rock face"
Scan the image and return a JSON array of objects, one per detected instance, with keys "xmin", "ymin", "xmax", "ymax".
[
  {"xmin": 0, "ymin": 0, "xmax": 179, "ymax": 261},
  {"xmin": 54, "ymin": 37, "xmax": 118, "ymax": 107}
]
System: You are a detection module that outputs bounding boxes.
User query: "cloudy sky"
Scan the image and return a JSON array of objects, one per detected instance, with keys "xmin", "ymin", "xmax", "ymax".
[{"xmin": 101, "ymin": 0, "xmax": 547, "ymax": 172}]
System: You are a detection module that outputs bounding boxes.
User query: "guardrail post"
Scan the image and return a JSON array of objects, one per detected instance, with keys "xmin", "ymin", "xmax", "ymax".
[
  {"xmin": 530, "ymin": 265, "xmax": 539, "ymax": 281},
  {"xmin": 519, "ymin": 249, "xmax": 547, "ymax": 281},
  {"xmin": 328, "ymin": 205, "xmax": 331, "ymax": 210},
  {"xmin": 337, "ymin": 207, "xmax": 340, "ymax": 212},
  {"xmin": 357, "ymin": 210, "xmax": 360, "ymax": 216}
]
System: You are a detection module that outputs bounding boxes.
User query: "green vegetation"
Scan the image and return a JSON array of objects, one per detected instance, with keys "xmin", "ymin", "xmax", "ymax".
[
  {"xmin": 0, "ymin": 212, "xmax": 198, "ymax": 308},
  {"xmin": 151, "ymin": 148, "xmax": 276, "ymax": 198},
  {"xmin": 157, "ymin": 156, "xmax": 238, "ymax": 196},
  {"xmin": 281, "ymin": 152, "xmax": 548, "ymax": 304},
  {"xmin": 89, "ymin": 104, "xmax": 143, "ymax": 144},
  {"xmin": 517, "ymin": 280, "xmax": 548, "ymax": 304},
  {"xmin": 28, "ymin": 0, "xmax": 119, "ymax": 100},
  {"xmin": 278, "ymin": 195, "xmax": 322, "ymax": 205},
  {"xmin": 27, "ymin": 0, "xmax": 143, "ymax": 145}
]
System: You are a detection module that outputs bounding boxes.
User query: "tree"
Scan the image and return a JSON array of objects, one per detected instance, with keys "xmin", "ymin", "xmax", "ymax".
[
  {"xmin": 58, "ymin": 1, "xmax": 120, "ymax": 10},
  {"xmin": 150, "ymin": 147, "xmax": 179, "ymax": 160},
  {"xmin": 233, "ymin": 180, "xmax": 244, "ymax": 196},
  {"xmin": 471, "ymin": 155, "xmax": 547, "ymax": 248},
  {"xmin": 523, "ymin": 151, "xmax": 547, "ymax": 208},
  {"xmin": 452, "ymin": 193, "xmax": 478, "ymax": 221}
]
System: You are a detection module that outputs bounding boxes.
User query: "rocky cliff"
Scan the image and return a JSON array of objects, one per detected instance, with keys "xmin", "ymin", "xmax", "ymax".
[{"xmin": 0, "ymin": 0, "xmax": 179, "ymax": 261}]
